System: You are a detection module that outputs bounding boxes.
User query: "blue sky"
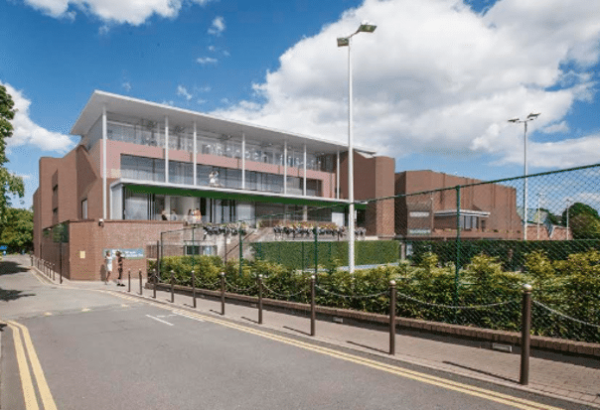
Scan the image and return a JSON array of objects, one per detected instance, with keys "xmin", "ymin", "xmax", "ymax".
[{"xmin": 1, "ymin": 0, "xmax": 600, "ymax": 210}]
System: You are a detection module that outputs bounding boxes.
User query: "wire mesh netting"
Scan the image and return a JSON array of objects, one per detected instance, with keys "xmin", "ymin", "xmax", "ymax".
[{"xmin": 152, "ymin": 163, "xmax": 600, "ymax": 343}]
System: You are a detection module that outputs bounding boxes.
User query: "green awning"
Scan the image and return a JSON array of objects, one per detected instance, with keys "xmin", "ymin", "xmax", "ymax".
[{"xmin": 124, "ymin": 184, "xmax": 365, "ymax": 209}]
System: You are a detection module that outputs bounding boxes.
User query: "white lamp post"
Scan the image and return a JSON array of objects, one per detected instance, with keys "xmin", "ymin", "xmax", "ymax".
[
  {"xmin": 337, "ymin": 22, "xmax": 376, "ymax": 274},
  {"xmin": 508, "ymin": 113, "xmax": 540, "ymax": 241}
]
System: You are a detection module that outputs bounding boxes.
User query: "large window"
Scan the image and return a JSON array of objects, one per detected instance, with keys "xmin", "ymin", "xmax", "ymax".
[
  {"xmin": 169, "ymin": 161, "xmax": 193, "ymax": 185},
  {"xmin": 121, "ymin": 155, "xmax": 165, "ymax": 182}
]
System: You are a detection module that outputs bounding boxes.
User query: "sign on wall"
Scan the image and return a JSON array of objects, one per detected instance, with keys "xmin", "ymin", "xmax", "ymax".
[{"xmin": 103, "ymin": 248, "xmax": 144, "ymax": 259}]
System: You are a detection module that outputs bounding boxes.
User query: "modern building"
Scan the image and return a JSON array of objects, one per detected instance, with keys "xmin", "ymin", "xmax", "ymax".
[
  {"xmin": 33, "ymin": 91, "xmax": 395, "ymax": 280},
  {"xmin": 395, "ymin": 170, "xmax": 523, "ymax": 240}
]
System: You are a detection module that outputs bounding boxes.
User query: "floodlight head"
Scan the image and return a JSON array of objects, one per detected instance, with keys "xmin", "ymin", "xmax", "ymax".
[
  {"xmin": 358, "ymin": 22, "xmax": 377, "ymax": 33},
  {"xmin": 527, "ymin": 113, "xmax": 541, "ymax": 119},
  {"xmin": 337, "ymin": 37, "xmax": 349, "ymax": 47},
  {"xmin": 508, "ymin": 118, "xmax": 520, "ymax": 123}
]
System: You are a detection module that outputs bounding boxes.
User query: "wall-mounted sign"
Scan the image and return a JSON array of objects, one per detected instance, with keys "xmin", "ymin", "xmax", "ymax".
[
  {"xmin": 80, "ymin": 251, "xmax": 86, "ymax": 259},
  {"xmin": 0, "ymin": 245, "xmax": 7, "ymax": 250},
  {"xmin": 103, "ymin": 248, "xmax": 144, "ymax": 259},
  {"xmin": 408, "ymin": 229, "xmax": 431, "ymax": 235},
  {"xmin": 409, "ymin": 212, "xmax": 430, "ymax": 218}
]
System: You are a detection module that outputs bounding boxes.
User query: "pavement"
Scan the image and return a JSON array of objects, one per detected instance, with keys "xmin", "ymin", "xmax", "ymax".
[{"xmin": 2, "ymin": 254, "xmax": 600, "ymax": 409}]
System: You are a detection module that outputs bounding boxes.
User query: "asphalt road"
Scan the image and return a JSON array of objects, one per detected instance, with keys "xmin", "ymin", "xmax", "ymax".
[{"xmin": 0, "ymin": 256, "xmax": 592, "ymax": 410}]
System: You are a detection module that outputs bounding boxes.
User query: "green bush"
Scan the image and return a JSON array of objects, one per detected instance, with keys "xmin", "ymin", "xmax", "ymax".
[{"xmin": 251, "ymin": 240, "xmax": 399, "ymax": 269}]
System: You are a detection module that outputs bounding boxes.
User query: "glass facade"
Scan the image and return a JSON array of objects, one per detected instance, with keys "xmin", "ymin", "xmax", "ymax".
[{"xmin": 105, "ymin": 118, "xmax": 335, "ymax": 172}]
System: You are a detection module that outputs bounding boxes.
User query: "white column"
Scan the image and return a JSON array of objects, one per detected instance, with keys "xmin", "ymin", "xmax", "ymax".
[
  {"xmin": 283, "ymin": 141, "xmax": 288, "ymax": 195},
  {"xmin": 336, "ymin": 150, "xmax": 340, "ymax": 200},
  {"xmin": 193, "ymin": 122, "xmax": 197, "ymax": 186},
  {"xmin": 241, "ymin": 133, "xmax": 246, "ymax": 190},
  {"xmin": 348, "ymin": 36, "xmax": 355, "ymax": 273},
  {"xmin": 303, "ymin": 144, "xmax": 307, "ymax": 196},
  {"xmin": 102, "ymin": 106, "xmax": 107, "ymax": 220},
  {"xmin": 165, "ymin": 116, "xmax": 169, "ymax": 183}
]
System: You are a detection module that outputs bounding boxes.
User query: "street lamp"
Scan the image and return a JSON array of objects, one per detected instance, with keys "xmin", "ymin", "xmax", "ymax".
[
  {"xmin": 337, "ymin": 21, "xmax": 377, "ymax": 274},
  {"xmin": 508, "ymin": 113, "xmax": 540, "ymax": 241}
]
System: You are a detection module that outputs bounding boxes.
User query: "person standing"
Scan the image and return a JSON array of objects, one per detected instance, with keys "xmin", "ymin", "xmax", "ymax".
[
  {"xmin": 116, "ymin": 250, "xmax": 125, "ymax": 287},
  {"xmin": 104, "ymin": 250, "xmax": 113, "ymax": 285}
]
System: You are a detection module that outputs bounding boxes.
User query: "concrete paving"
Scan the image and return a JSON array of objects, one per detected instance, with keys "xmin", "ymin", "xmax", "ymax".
[{"xmin": 2, "ymin": 255, "xmax": 598, "ymax": 409}]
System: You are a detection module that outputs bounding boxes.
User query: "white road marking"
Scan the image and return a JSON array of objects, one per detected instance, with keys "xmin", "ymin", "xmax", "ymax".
[{"xmin": 145, "ymin": 314, "xmax": 174, "ymax": 326}]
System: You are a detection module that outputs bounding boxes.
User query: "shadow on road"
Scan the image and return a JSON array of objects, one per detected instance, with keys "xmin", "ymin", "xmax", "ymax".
[
  {"xmin": 0, "ymin": 261, "xmax": 30, "ymax": 276},
  {"xmin": 443, "ymin": 361, "xmax": 517, "ymax": 383},
  {"xmin": 0, "ymin": 288, "xmax": 35, "ymax": 302},
  {"xmin": 346, "ymin": 340, "xmax": 388, "ymax": 354}
]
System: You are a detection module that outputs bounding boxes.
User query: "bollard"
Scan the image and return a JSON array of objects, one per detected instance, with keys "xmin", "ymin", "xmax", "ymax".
[
  {"xmin": 170, "ymin": 270, "xmax": 175, "ymax": 303},
  {"xmin": 52, "ymin": 264, "xmax": 56, "ymax": 281},
  {"xmin": 153, "ymin": 269, "xmax": 157, "ymax": 299},
  {"xmin": 139, "ymin": 269, "xmax": 143, "ymax": 295},
  {"xmin": 220, "ymin": 272, "xmax": 225, "ymax": 315},
  {"xmin": 258, "ymin": 275, "xmax": 263, "ymax": 325},
  {"xmin": 128, "ymin": 269, "xmax": 131, "ymax": 292},
  {"xmin": 191, "ymin": 270, "xmax": 196, "ymax": 308},
  {"xmin": 389, "ymin": 280, "xmax": 397, "ymax": 355},
  {"xmin": 520, "ymin": 284, "xmax": 532, "ymax": 385},
  {"xmin": 59, "ymin": 265, "xmax": 63, "ymax": 284},
  {"xmin": 310, "ymin": 275, "xmax": 316, "ymax": 336}
]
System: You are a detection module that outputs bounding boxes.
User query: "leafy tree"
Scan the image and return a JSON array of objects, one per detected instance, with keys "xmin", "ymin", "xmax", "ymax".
[
  {"xmin": 0, "ymin": 85, "xmax": 25, "ymax": 220},
  {"xmin": 0, "ymin": 207, "xmax": 33, "ymax": 252},
  {"xmin": 569, "ymin": 214, "xmax": 600, "ymax": 239},
  {"xmin": 562, "ymin": 202, "xmax": 600, "ymax": 226}
]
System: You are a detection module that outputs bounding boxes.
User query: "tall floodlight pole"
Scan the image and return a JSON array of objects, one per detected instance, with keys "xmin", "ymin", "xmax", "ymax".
[
  {"xmin": 508, "ymin": 113, "xmax": 540, "ymax": 241},
  {"xmin": 536, "ymin": 192, "xmax": 542, "ymax": 240},
  {"xmin": 337, "ymin": 21, "xmax": 376, "ymax": 274}
]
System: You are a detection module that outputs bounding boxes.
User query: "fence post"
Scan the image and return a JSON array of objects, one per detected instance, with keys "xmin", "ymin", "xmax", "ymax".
[
  {"xmin": 153, "ymin": 269, "xmax": 157, "ymax": 299},
  {"xmin": 520, "ymin": 284, "xmax": 532, "ymax": 385},
  {"xmin": 52, "ymin": 263, "xmax": 56, "ymax": 281},
  {"xmin": 239, "ymin": 226, "xmax": 243, "ymax": 277},
  {"xmin": 59, "ymin": 263, "xmax": 63, "ymax": 284},
  {"xmin": 389, "ymin": 280, "xmax": 397, "ymax": 355},
  {"xmin": 156, "ymin": 240, "xmax": 161, "ymax": 280},
  {"xmin": 220, "ymin": 272, "xmax": 225, "ymax": 315},
  {"xmin": 170, "ymin": 270, "xmax": 175, "ymax": 303},
  {"xmin": 191, "ymin": 270, "xmax": 196, "ymax": 308},
  {"xmin": 314, "ymin": 226, "xmax": 318, "ymax": 276},
  {"xmin": 454, "ymin": 185, "xmax": 461, "ymax": 308},
  {"xmin": 128, "ymin": 269, "xmax": 131, "ymax": 292},
  {"xmin": 139, "ymin": 269, "xmax": 142, "ymax": 295},
  {"xmin": 310, "ymin": 275, "xmax": 316, "ymax": 336},
  {"xmin": 258, "ymin": 274, "xmax": 263, "ymax": 325}
]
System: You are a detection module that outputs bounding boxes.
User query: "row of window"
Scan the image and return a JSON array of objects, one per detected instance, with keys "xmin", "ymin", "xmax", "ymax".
[
  {"xmin": 100, "ymin": 120, "xmax": 335, "ymax": 172},
  {"xmin": 120, "ymin": 155, "xmax": 322, "ymax": 197}
]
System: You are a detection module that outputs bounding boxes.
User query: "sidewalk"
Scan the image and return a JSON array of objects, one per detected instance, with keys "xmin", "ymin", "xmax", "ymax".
[{"xmin": 40, "ymin": 271, "xmax": 600, "ymax": 408}]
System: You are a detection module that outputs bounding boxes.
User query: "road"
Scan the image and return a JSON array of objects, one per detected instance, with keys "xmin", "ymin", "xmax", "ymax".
[{"xmin": 0, "ymin": 255, "xmax": 591, "ymax": 410}]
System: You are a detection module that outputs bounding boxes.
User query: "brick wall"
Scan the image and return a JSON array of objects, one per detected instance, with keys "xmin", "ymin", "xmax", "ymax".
[{"xmin": 67, "ymin": 220, "xmax": 184, "ymax": 280}]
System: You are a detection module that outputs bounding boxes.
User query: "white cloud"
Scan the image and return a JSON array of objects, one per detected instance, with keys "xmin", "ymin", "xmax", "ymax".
[
  {"xmin": 1, "ymin": 82, "xmax": 74, "ymax": 152},
  {"xmin": 122, "ymin": 81, "xmax": 132, "ymax": 92},
  {"xmin": 208, "ymin": 16, "xmax": 225, "ymax": 36},
  {"xmin": 176, "ymin": 85, "xmax": 192, "ymax": 101},
  {"xmin": 197, "ymin": 85, "xmax": 211, "ymax": 93},
  {"xmin": 208, "ymin": 45, "xmax": 216, "ymax": 52},
  {"xmin": 541, "ymin": 121, "xmax": 569, "ymax": 134},
  {"xmin": 196, "ymin": 56, "xmax": 218, "ymax": 65},
  {"xmin": 23, "ymin": 0, "xmax": 213, "ymax": 26},
  {"xmin": 211, "ymin": 0, "xmax": 600, "ymax": 169},
  {"xmin": 197, "ymin": 99, "xmax": 207, "ymax": 104}
]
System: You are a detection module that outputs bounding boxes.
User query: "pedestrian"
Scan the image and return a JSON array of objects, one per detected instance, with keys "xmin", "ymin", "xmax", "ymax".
[
  {"xmin": 161, "ymin": 209, "xmax": 168, "ymax": 221},
  {"xmin": 104, "ymin": 250, "xmax": 113, "ymax": 285},
  {"xmin": 116, "ymin": 250, "xmax": 125, "ymax": 287}
]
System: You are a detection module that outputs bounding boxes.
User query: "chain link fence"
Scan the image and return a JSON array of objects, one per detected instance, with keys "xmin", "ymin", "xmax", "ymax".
[{"xmin": 152, "ymin": 163, "xmax": 600, "ymax": 343}]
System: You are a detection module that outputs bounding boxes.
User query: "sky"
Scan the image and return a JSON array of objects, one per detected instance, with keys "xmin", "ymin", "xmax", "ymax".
[{"xmin": 1, "ymin": 0, "xmax": 600, "ymax": 210}]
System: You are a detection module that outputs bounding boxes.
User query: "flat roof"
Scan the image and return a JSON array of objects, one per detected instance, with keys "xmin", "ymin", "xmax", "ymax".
[{"xmin": 71, "ymin": 90, "xmax": 375, "ymax": 155}]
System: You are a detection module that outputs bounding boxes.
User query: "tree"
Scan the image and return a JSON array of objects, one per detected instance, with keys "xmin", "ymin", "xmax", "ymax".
[
  {"xmin": 569, "ymin": 214, "xmax": 600, "ymax": 240},
  {"xmin": 0, "ymin": 207, "xmax": 33, "ymax": 252},
  {"xmin": 562, "ymin": 202, "xmax": 600, "ymax": 226},
  {"xmin": 539, "ymin": 207, "xmax": 561, "ymax": 225},
  {"xmin": 0, "ymin": 85, "xmax": 25, "ymax": 221}
]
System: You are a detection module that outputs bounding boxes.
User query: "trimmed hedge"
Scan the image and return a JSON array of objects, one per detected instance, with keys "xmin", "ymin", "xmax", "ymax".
[
  {"xmin": 251, "ymin": 240, "xmax": 399, "ymax": 269},
  {"xmin": 410, "ymin": 239, "xmax": 600, "ymax": 271}
]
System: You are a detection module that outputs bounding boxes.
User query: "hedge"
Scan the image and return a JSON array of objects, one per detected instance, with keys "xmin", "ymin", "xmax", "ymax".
[
  {"xmin": 251, "ymin": 240, "xmax": 400, "ymax": 269},
  {"xmin": 155, "ymin": 249, "xmax": 600, "ymax": 344}
]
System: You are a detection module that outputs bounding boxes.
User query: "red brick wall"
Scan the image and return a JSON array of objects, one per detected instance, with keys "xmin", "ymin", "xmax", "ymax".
[{"xmin": 68, "ymin": 220, "xmax": 184, "ymax": 280}]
